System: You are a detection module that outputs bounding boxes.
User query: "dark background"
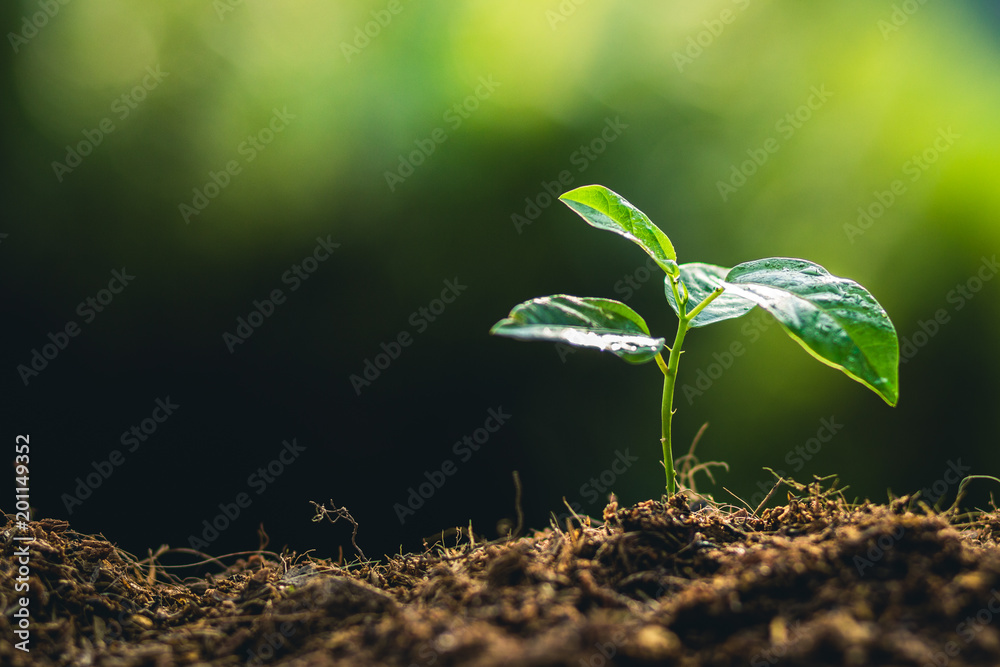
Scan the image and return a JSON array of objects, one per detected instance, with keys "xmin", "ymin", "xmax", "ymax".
[{"xmin": 3, "ymin": 1, "xmax": 999, "ymax": 563}]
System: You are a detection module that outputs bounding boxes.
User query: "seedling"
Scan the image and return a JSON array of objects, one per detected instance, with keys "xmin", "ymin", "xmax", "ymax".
[{"xmin": 491, "ymin": 185, "xmax": 899, "ymax": 496}]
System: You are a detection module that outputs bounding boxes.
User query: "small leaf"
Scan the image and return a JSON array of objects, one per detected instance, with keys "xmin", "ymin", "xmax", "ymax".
[
  {"xmin": 490, "ymin": 295, "xmax": 665, "ymax": 364},
  {"xmin": 721, "ymin": 258, "xmax": 899, "ymax": 406},
  {"xmin": 664, "ymin": 263, "xmax": 757, "ymax": 327},
  {"xmin": 559, "ymin": 185, "xmax": 677, "ymax": 272}
]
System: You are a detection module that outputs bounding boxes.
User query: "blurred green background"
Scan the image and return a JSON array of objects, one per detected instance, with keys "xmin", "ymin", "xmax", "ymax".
[{"xmin": 3, "ymin": 0, "xmax": 999, "ymax": 558}]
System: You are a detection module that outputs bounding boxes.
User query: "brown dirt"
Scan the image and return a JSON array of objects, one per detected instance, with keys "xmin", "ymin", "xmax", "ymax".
[{"xmin": 5, "ymin": 481, "xmax": 1000, "ymax": 666}]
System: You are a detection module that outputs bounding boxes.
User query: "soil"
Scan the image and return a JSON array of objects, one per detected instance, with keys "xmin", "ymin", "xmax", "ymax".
[{"xmin": 5, "ymin": 480, "xmax": 1000, "ymax": 666}]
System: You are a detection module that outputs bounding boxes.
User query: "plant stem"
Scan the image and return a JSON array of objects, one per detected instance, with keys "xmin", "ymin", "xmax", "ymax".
[
  {"xmin": 660, "ymin": 283, "xmax": 724, "ymax": 496},
  {"xmin": 661, "ymin": 317, "xmax": 688, "ymax": 496}
]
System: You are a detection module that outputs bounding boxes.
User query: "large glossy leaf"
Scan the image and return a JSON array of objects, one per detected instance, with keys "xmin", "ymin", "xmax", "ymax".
[
  {"xmin": 720, "ymin": 258, "xmax": 899, "ymax": 405},
  {"xmin": 490, "ymin": 295, "xmax": 665, "ymax": 364},
  {"xmin": 664, "ymin": 262, "xmax": 757, "ymax": 327},
  {"xmin": 559, "ymin": 185, "xmax": 677, "ymax": 272}
]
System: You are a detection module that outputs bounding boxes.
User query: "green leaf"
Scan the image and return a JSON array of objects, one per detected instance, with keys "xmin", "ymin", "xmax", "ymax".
[
  {"xmin": 559, "ymin": 185, "xmax": 677, "ymax": 272},
  {"xmin": 721, "ymin": 258, "xmax": 899, "ymax": 406},
  {"xmin": 490, "ymin": 295, "xmax": 665, "ymax": 364},
  {"xmin": 664, "ymin": 263, "xmax": 757, "ymax": 328}
]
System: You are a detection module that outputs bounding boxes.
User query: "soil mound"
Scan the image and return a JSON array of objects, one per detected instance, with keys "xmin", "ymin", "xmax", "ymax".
[{"xmin": 4, "ymin": 488, "xmax": 1000, "ymax": 666}]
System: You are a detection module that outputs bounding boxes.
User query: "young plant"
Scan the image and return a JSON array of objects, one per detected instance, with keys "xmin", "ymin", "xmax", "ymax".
[{"xmin": 491, "ymin": 185, "xmax": 900, "ymax": 496}]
